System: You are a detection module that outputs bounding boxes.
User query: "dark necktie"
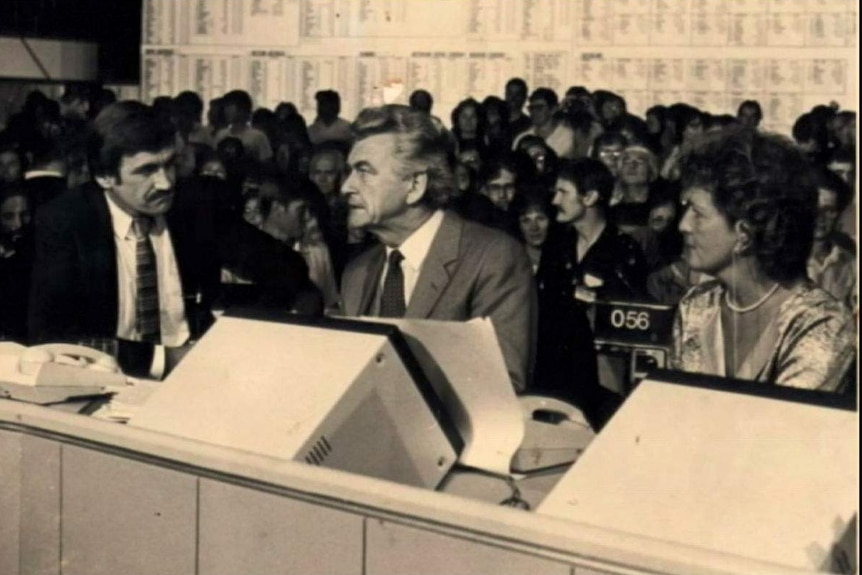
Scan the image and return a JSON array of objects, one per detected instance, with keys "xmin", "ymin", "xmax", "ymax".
[
  {"xmin": 379, "ymin": 249, "xmax": 406, "ymax": 318},
  {"xmin": 133, "ymin": 217, "xmax": 161, "ymax": 344}
]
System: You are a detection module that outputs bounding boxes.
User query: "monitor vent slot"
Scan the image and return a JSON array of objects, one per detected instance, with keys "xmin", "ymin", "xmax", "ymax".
[{"xmin": 304, "ymin": 436, "xmax": 332, "ymax": 465}]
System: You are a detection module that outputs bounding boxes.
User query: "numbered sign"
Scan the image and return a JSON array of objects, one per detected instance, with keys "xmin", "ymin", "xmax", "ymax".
[{"xmin": 592, "ymin": 300, "xmax": 676, "ymax": 347}]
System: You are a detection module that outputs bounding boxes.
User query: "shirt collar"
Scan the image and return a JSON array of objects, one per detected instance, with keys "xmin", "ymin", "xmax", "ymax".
[
  {"xmin": 387, "ymin": 210, "xmax": 444, "ymax": 272},
  {"xmin": 24, "ymin": 169, "xmax": 65, "ymax": 180},
  {"xmin": 105, "ymin": 192, "xmax": 165, "ymax": 240}
]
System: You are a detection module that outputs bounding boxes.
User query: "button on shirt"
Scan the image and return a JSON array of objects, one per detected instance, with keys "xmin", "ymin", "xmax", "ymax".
[
  {"xmin": 106, "ymin": 195, "xmax": 190, "ymax": 347},
  {"xmin": 372, "ymin": 210, "xmax": 445, "ymax": 315}
]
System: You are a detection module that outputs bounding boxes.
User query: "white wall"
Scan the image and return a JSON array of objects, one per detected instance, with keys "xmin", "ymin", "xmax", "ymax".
[{"xmin": 0, "ymin": 36, "xmax": 98, "ymax": 81}]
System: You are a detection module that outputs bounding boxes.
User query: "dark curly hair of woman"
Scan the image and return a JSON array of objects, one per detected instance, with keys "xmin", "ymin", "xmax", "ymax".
[{"xmin": 679, "ymin": 127, "xmax": 817, "ymax": 283}]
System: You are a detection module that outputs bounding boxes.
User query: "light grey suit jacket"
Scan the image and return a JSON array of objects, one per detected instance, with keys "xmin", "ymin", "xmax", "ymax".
[{"xmin": 341, "ymin": 211, "xmax": 536, "ymax": 391}]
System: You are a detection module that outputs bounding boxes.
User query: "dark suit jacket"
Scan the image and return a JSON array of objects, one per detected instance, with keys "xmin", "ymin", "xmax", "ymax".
[
  {"xmin": 23, "ymin": 174, "xmax": 67, "ymax": 213},
  {"xmin": 341, "ymin": 211, "xmax": 537, "ymax": 391},
  {"xmin": 28, "ymin": 180, "xmax": 316, "ymax": 359}
]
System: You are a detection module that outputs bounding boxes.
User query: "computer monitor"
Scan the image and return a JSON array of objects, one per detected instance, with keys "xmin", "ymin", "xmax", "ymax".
[
  {"xmin": 130, "ymin": 309, "xmax": 463, "ymax": 489},
  {"xmin": 539, "ymin": 369, "xmax": 857, "ymax": 572}
]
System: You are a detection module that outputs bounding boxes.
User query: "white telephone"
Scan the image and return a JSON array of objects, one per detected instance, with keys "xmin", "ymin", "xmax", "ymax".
[
  {"xmin": 511, "ymin": 395, "xmax": 596, "ymax": 473},
  {"xmin": 0, "ymin": 342, "xmax": 127, "ymax": 404}
]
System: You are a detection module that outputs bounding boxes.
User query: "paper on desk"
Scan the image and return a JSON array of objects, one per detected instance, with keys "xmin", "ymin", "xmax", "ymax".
[
  {"xmin": 91, "ymin": 379, "xmax": 162, "ymax": 423},
  {"xmin": 359, "ymin": 316, "xmax": 524, "ymax": 476}
]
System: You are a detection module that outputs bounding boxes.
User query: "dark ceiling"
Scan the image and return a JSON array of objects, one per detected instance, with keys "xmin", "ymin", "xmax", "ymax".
[{"xmin": 0, "ymin": 0, "xmax": 143, "ymax": 82}]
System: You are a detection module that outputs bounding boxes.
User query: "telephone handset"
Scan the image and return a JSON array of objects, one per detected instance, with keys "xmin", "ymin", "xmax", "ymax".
[
  {"xmin": 19, "ymin": 344, "xmax": 121, "ymax": 375},
  {"xmin": 511, "ymin": 395, "xmax": 596, "ymax": 473},
  {"xmin": 0, "ymin": 342, "xmax": 126, "ymax": 405}
]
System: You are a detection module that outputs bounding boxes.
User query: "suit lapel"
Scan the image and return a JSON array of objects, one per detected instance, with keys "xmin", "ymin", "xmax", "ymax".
[
  {"xmin": 352, "ymin": 245, "xmax": 385, "ymax": 316},
  {"xmin": 406, "ymin": 212, "xmax": 461, "ymax": 318}
]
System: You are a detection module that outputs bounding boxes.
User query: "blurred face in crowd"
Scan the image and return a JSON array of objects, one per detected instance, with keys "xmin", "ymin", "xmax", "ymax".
[
  {"xmin": 552, "ymin": 178, "xmax": 590, "ymax": 225},
  {"xmin": 454, "ymin": 163, "xmax": 472, "ymax": 193},
  {"xmin": 525, "ymin": 144, "xmax": 548, "ymax": 173},
  {"xmin": 620, "ymin": 150, "xmax": 652, "ymax": 186},
  {"xmin": 341, "ymin": 134, "xmax": 417, "ymax": 232},
  {"xmin": 482, "ymin": 168, "xmax": 516, "ymax": 211},
  {"xmin": 98, "ymin": 145, "xmax": 178, "ymax": 217},
  {"xmin": 814, "ymin": 187, "xmax": 841, "ymax": 241},
  {"xmin": 527, "ymin": 98, "xmax": 554, "ymax": 129},
  {"xmin": 519, "ymin": 206, "xmax": 550, "ymax": 249},
  {"xmin": 683, "ymin": 117, "xmax": 705, "ymax": 142},
  {"xmin": 737, "ymin": 104, "xmax": 761, "ymax": 128},
  {"xmin": 0, "ymin": 151, "xmax": 23, "ymax": 184},
  {"xmin": 648, "ymin": 203, "xmax": 677, "ymax": 235},
  {"xmin": 309, "ymin": 152, "xmax": 343, "ymax": 197},
  {"xmin": 457, "ymin": 105, "xmax": 479, "ymax": 138},
  {"xmin": 678, "ymin": 187, "xmax": 737, "ymax": 277},
  {"xmin": 243, "ymin": 196, "xmax": 263, "ymax": 228},
  {"xmin": 1, "ymin": 194, "xmax": 31, "ymax": 239},
  {"xmin": 200, "ymin": 159, "xmax": 227, "ymax": 180},
  {"xmin": 458, "ymin": 148, "xmax": 482, "ymax": 172},
  {"xmin": 597, "ymin": 142, "xmax": 624, "ymax": 178},
  {"xmin": 646, "ymin": 112, "xmax": 662, "ymax": 135},
  {"xmin": 601, "ymin": 99, "xmax": 624, "ymax": 125},
  {"xmin": 505, "ymin": 83, "xmax": 527, "ymax": 114}
]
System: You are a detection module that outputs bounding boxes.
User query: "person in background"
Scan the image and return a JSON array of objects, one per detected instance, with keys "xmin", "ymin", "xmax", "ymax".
[
  {"xmin": 478, "ymin": 155, "xmax": 520, "ymax": 221},
  {"xmin": 512, "ymin": 88, "xmax": 576, "ymax": 160},
  {"xmin": 806, "ymin": 167, "xmax": 856, "ymax": 312},
  {"xmin": 0, "ymin": 186, "xmax": 34, "ymax": 341},
  {"xmin": 408, "ymin": 89, "xmax": 447, "ymax": 136},
  {"xmin": 339, "ymin": 104, "xmax": 536, "ymax": 391},
  {"xmin": 792, "ymin": 111, "xmax": 830, "ymax": 165},
  {"xmin": 171, "ymin": 92, "xmax": 214, "ymax": 150},
  {"xmin": 215, "ymin": 90, "xmax": 273, "ymax": 164},
  {"xmin": 736, "ymin": 100, "xmax": 763, "ymax": 130},
  {"xmin": 308, "ymin": 144, "xmax": 347, "ymax": 207},
  {"xmin": 510, "ymin": 187, "xmax": 555, "ymax": 274},
  {"xmin": 307, "ymin": 90, "xmax": 353, "ymax": 148},
  {"xmin": 611, "ymin": 144, "xmax": 664, "ymax": 270},
  {"xmin": 591, "ymin": 131, "xmax": 627, "ymax": 180},
  {"xmin": 825, "ymin": 147, "xmax": 856, "ymax": 241},
  {"xmin": 22, "ymin": 136, "xmax": 68, "ymax": 213},
  {"xmin": 451, "ymin": 98, "xmax": 488, "ymax": 157},
  {"xmin": 504, "ymin": 77, "xmax": 531, "ymax": 140},
  {"xmin": 480, "ymin": 95, "xmax": 512, "ymax": 156},
  {"xmin": 532, "ymin": 174, "xmax": 622, "ymax": 429},
  {"xmin": 671, "ymin": 128, "xmax": 855, "ymax": 391},
  {"xmin": 550, "ymin": 158, "xmax": 649, "ymax": 304},
  {"xmin": 0, "ymin": 141, "xmax": 25, "ymax": 186}
]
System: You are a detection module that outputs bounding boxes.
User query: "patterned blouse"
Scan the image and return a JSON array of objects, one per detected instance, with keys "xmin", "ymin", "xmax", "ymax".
[{"xmin": 671, "ymin": 280, "xmax": 856, "ymax": 392}]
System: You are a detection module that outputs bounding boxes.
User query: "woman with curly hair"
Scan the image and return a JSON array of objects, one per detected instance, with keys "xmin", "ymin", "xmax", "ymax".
[{"xmin": 670, "ymin": 128, "xmax": 855, "ymax": 391}]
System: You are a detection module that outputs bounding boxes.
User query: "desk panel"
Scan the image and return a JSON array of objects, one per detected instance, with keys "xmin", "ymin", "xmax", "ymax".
[
  {"xmin": 198, "ymin": 479, "xmax": 363, "ymax": 575},
  {"xmin": 19, "ymin": 436, "xmax": 61, "ymax": 575},
  {"xmin": 61, "ymin": 445, "xmax": 198, "ymax": 575},
  {"xmin": 366, "ymin": 520, "xmax": 572, "ymax": 575},
  {"xmin": 1, "ymin": 400, "xmax": 830, "ymax": 575},
  {"xmin": 0, "ymin": 430, "xmax": 21, "ymax": 575}
]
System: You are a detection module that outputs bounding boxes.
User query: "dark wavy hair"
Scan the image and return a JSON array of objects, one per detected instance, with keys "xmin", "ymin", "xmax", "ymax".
[
  {"xmin": 680, "ymin": 127, "xmax": 817, "ymax": 283},
  {"xmin": 351, "ymin": 104, "xmax": 453, "ymax": 209},
  {"xmin": 88, "ymin": 101, "xmax": 176, "ymax": 179}
]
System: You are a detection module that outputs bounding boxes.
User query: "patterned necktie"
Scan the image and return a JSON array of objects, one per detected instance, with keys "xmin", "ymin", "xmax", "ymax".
[
  {"xmin": 133, "ymin": 217, "xmax": 161, "ymax": 344},
  {"xmin": 379, "ymin": 249, "xmax": 406, "ymax": 318}
]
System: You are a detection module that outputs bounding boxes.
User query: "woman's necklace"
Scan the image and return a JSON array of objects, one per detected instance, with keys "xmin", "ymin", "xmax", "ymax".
[{"xmin": 724, "ymin": 283, "xmax": 780, "ymax": 313}]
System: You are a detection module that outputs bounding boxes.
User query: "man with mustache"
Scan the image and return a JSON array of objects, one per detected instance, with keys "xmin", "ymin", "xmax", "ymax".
[{"xmin": 29, "ymin": 101, "xmax": 317, "ymax": 377}]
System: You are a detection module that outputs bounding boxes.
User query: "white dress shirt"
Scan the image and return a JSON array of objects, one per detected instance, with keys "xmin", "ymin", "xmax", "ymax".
[
  {"xmin": 373, "ymin": 210, "xmax": 445, "ymax": 315},
  {"xmin": 106, "ymin": 194, "xmax": 190, "ymax": 348}
]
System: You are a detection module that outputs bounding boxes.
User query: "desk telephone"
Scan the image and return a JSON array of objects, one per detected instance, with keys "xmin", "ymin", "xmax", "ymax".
[
  {"xmin": 0, "ymin": 342, "xmax": 127, "ymax": 404},
  {"xmin": 511, "ymin": 395, "xmax": 596, "ymax": 473}
]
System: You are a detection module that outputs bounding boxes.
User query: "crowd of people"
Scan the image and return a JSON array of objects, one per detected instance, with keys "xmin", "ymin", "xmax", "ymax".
[{"xmin": 0, "ymin": 78, "xmax": 856, "ymax": 427}]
